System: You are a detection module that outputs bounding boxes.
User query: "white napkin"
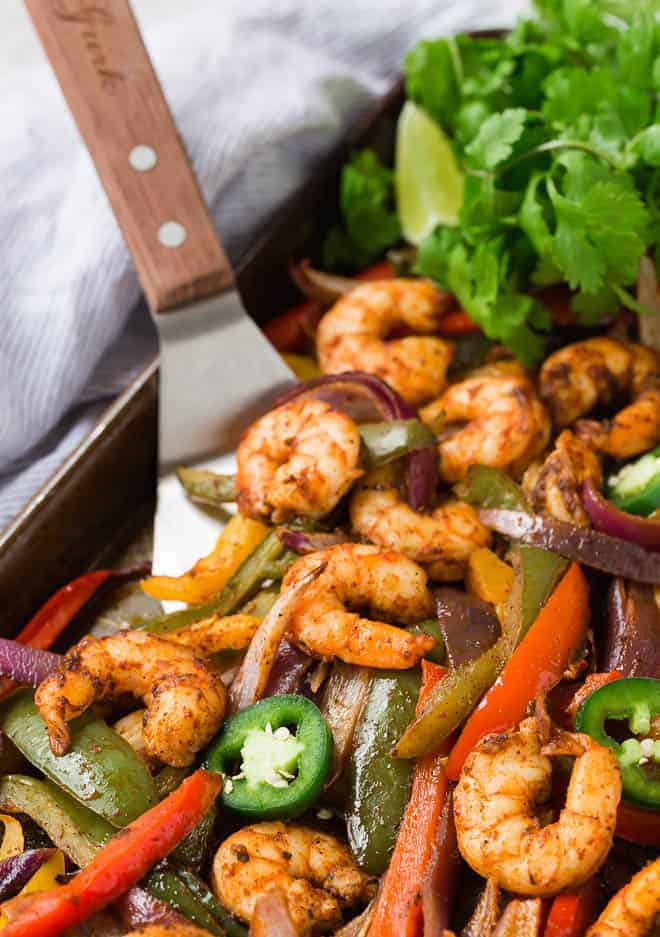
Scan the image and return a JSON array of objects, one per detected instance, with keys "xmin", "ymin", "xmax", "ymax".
[{"xmin": 0, "ymin": 0, "xmax": 528, "ymax": 530}]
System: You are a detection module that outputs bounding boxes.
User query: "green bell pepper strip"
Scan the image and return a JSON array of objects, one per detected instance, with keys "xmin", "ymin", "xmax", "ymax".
[
  {"xmin": 176, "ymin": 869, "xmax": 248, "ymax": 937},
  {"xmin": 177, "ymin": 466, "xmax": 237, "ymax": 507},
  {"xmin": 455, "ymin": 465, "xmax": 531, "ymax": 512},
  {"xmin": 395, "ymin": 545, "xmax": 570, "ymax": 760},
  {"xmin": 407, "ymin": 620, "xmax": 445, "ymax": 664},
  {"xmin": 141, "ymin": 532, "xmax": 297, "ymax": 635},
  {"xmin": 169, "ymin": 802, "xmax": 217, "ymax": 872},
  {"xmin": 0, "ymin": 689, "xmax": 156, "ymax": 827},
  {"xmin": 393, "ymin": 640, "xmax": 507, "ymax": 759},
  {"xmin": 205, "ymin": 695, "xmax": 332, "ymax": 819},
  {"xmin": 358, "ymin": 419, "xmax": 436, "ymax": 469},
  {"xmin": 346, "ymin": 669, "xmax": 420, "ymax": 875},
  {"xmin": 502, "ymin": 545, "xmax": 569, "ymax": 646},
  {"xmin": 0, "ymin": 775, "xmax": 113, "ymax": 867},
  {"xmin": 608, "ymin": 446, "xmax": 660, "ymax": 516},
  {"xmin": 575, "ymin": 677, "xmax": 660, "ymax": 810},
  {"xmin": 144, "ymin": 866, "xmax": 225, "ymax": 936}
]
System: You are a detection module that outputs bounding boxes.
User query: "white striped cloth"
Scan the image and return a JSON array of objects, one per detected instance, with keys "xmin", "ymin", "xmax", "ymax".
[{"xmin": 0, "ymin": 0, "xmax": 528, "ymax": 530}]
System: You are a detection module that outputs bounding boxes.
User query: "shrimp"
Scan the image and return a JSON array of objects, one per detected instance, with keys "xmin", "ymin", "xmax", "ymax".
[
  {"xmin": 236, "ymin": 397, "xmax": 362, "ymax": 523},
  {"xmin": 349, "ymin": 464, "xmax": 491, "ymax": 580},
  {"xmin": 34, "ymin": 630, "xmax": 226, "ymax": 767},
  {"xmin": 168, "ymin": 613, "xmax": 260, "ymax": 655},
  {"xmin": 213, "ymin": 822, "xmax": 375, "ymax": 934},
  {"xmin": 454, "ymin": 718, "xmax": 621, "ymax": 896},
  {"xmin": 280, "ymin": 544, "xmax": 435, "ymax": 668},
  {"xmin": 586, "ymin": 857, "xmax": 660, "ymax": 937},
  {"xmin": 316, "ymin": 279, "xmax": 454, "ymax": 405},
  {"xmin": 540, "ymin": 339, "xmax": 660, "ymax": 457},
  {"xmin": 523, "ymin": 430, "xmax": 603, "ymax": 525},
  {"xmin": 421, "ymin": 364, "xmax": 550, "ymax": 482}
]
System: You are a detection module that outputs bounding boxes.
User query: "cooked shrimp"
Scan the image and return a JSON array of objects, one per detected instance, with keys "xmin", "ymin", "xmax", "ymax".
[
  {"xmin": 421, "ymin": 364, "xmax": 550, "ymax": 482},
  {"xmin": 168, "ymin": 613, "xmax": 260, "ymax": 655},
  {"xmin": 236, "ymin": 397, "xmax": 362, "ymax": 523},
  {"xmin": 316, "ymin": 280, "xmax": 454, "ymax": 405},
  {"xmin": 213, "ymin": 822, "xmax": 375, "ymax": 934},
  {"xmin": 281, "ymin": 544, "xmax": 435, "ymax": 668},
  {"xmin": 349, "ymin": 464, "xmax": 491, "ymax": 580},
  {"xmin": 454, "ymin": 718, "xmax": 621, "ymax": 896},
  {"xmin": 587, "ymin": 857, "xmax": 660, "ymax": 937},
  {"xmin": 540, "ymin": 339, "xmax": 660, "ymax": 456},
  {"xmin": 35, "ymin": 630, "xmax": 226, "ymax": 767},
  {"xmin": 523, "ymin": 430, "xmax": 603, "ymax": 525}
]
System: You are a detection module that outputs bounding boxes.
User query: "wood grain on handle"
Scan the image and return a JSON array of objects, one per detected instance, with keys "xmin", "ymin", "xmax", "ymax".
[{"xmin": 24, "ymin": 0, "xmax": 233, "ymax": 313}]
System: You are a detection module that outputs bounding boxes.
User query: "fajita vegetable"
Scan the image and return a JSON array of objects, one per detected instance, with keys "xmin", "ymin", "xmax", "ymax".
[{"xmin": 3, "ymin": 4, "xmax": 660, "ymax": 935}]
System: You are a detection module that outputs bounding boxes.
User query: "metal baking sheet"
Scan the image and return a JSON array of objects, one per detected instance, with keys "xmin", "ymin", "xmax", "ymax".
[{"xmin": 0, "ymin": 84, "xmax": 402, "ymax": 636}]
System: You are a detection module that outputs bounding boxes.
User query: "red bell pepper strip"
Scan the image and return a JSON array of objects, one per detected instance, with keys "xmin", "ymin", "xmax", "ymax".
[
  {"xmin": 264, "ymin": 299, "xmax": 323, "ymax": 353},
  {"xmin": 615, "ymin": 802, "xmax": 660, "ymax": 847},
  {"xmin": 543, "ymin": 879, "xmax": 601, "ymax": 937},
  {"xmin": 0, "ymin": 769, "xmax": 221, "ymax": 937},
  {"xmin": 437, "ymin": 309, "xmax": 481, "ymax": 336},
  {"xmin": 0, "ymin": 571, "xmax": 113, "ymax": 699},
  {"xmin": 354, "ymin": 260, "xmax": 395, "ymax": 282},
  {"xmin": 446, "ymin": 563, "xmax": 590, "ymax": 781},
  {"xmin": 369, "ymin": 662, "xmax": 456, "ymax": 937}
]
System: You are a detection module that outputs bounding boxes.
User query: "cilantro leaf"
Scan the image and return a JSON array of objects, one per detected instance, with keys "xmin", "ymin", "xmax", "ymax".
[
  {"xmin": 634, "ymin": 126, "xmax": 660, "ymax": 167},
  {"xmin": 323, "ymin": 149, "xmax": 400, "ymax": 270},
  {"xmin": 404, "ymin": 40, "xmax": 459, "ymax": 130},
  {"xmin": 465, "ymin": 108, "xmax": 527, "ymax": 171},
  {"xmin": 548, "ymin": 176, "xmax": 649, "ymax": 293}
]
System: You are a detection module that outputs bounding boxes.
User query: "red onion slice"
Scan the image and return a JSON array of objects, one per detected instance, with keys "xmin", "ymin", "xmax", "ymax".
[
  {"xmin": 0, "ymin": 640, "xmax": 61, "ymax": 686},
  {"xmin": 0, "ymin": 850, "xmax": 57, "ymax": 903},
  {"xmin": 277, "ymin": 528, "xmax": 352, "ymax": 555},
  {"xmin": 583, "ymin": 481, "xmax": 660, "ymax": 552}
]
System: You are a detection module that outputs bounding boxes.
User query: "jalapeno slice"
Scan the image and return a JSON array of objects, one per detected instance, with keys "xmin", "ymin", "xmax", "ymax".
[
  {"xmin": 608, "ymin": 446, "xmax": 660, "ymax": 517},
  {"xmin": 575, "ymin": 677, "xmax": 660, "ymax": 809},
  {"xmin": 204, "ymin": 695, "xmax": 332, "ymax": 819}
]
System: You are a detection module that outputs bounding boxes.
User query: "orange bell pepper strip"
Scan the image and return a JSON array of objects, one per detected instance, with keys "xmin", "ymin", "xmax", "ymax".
[
  {"xmin": 446, "ymin": 563, "xmax": 590, "ymax": 781},
  {"xmin": 615, "ymin": 802, "xmax": 660, "ymax": 847},
  {"xmin": 369, "ymin": 661, "xmax": 456, "ymax": 937},
  {"xmin": 543, "ymin": 879, "xmax": 601, "ymax": 937},
  {"xmin": 0, "ymin": 769, "xmax": 221, "ymax": 937},
  {"xmin": 0, "ymin": 570, "xmax": 113, "ymax": 700}
]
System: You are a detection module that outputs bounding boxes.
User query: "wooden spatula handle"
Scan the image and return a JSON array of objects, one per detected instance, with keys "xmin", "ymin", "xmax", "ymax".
[{"xmin": 24, "ymin": 0, "xmax": 233, "ymax": 313}]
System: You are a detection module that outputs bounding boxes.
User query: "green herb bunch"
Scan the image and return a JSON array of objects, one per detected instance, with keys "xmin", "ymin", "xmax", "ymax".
[{"xmin": 327, "ymin": 0, "xmax": 660, "ymax": 363}]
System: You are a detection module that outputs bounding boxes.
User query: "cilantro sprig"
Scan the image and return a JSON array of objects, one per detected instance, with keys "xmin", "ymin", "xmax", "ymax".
[{"xmin": 327, "ymin": 0, "xmax": 660, "ymax": 363}]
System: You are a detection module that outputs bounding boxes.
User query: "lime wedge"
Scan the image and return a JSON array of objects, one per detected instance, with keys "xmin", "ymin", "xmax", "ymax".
[{"xmin": 395, "ymin": 100, "xmax": 464, "ymax": 244}]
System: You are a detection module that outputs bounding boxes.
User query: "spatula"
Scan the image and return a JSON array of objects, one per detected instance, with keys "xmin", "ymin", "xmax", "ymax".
[{"xmin": 25, "ymin": 0, "xmax": 295, "ymax": 576}]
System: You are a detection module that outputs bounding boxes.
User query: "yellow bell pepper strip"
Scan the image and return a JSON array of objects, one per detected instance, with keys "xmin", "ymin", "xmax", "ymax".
[
  {"xmin": 141, "ymin": 533, "xmax": 294, "ymax": 636},
  {"xmin": 0, "ymin": 820, "xmax": 22, "ymax": 864},
  {"xmin": 446, "ymin": 563, "xmax": 590, "ymax": 781},
  {"xmin": 0, "ymin": 769, "xmax": 221, "ymax": 937},
  {"xmin": 369, "ymin": 662, "xmax": 457, "ymax": 937},
  {"xmin": 280, "ymin": 354, "xmax": 321, "ymax": 381},
  {"xmin": 142, "ymin": 515, "xmax": 270, "ymax": 604},
  {"xmin": 465, "ymin": 548, "xmax": 514, "ymax": 608}
]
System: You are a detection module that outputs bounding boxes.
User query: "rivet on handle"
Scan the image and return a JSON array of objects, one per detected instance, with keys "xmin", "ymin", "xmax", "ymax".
[
  {"xmin": 158, "ymin": 221, "xmax": 187, "ymax": 248},
  {"xmin": 129, "ymin": 144, "xmax": 158, "ymax": 171}
]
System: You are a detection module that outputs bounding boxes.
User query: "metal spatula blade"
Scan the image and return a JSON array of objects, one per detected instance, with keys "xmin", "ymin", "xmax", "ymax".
[
  {"xmin": 152, "ymin": 291, "xmax": 293, "ymax": 577},
  {"xmin": 25, "ymin": 0, "xmax": 294, "ymax": 579}
]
